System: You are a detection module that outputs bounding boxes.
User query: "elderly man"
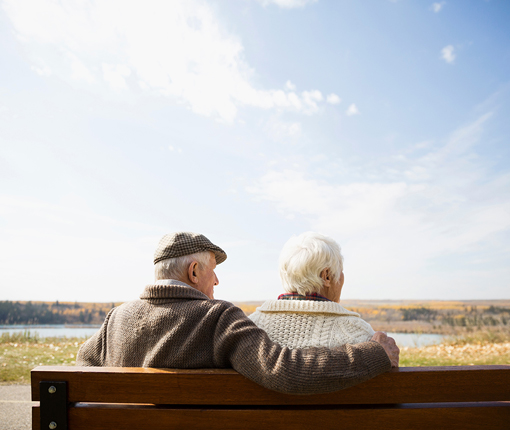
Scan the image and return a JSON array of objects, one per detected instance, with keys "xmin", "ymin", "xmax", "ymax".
[{"xmin": 77, "ymin": 232, "xmax": 398, "ymax": 395}]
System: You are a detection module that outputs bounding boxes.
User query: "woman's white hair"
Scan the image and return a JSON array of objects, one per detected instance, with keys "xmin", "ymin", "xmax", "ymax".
[
  {"xmin": 279, "ymin": 232, "xmax": 344, "ymax": 295},
  {"xmin": 155, "ymin": 251, "xmax": 213, "ymax": 281}
]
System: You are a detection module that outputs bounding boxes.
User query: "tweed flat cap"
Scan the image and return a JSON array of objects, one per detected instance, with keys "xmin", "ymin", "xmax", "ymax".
[{"xmin": 154, "ymin": 232, "xmax": 227, "ymax": 265}]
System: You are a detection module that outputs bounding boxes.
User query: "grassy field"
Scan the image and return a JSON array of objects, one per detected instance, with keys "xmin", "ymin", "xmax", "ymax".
[
  {"xmin": 1, "ymin": 329, "xmax": 509, "ymax": 384},
  {"xmin": 400, "ymin": 342, "xmax": 510, "ymax": 366},
  {"xmin": 400, "ymin": 329, "xmax": 510, "ymax": 366},
  {"xmin": 0, "ymin": 333, "xmax": 83, "ymax": 384}
]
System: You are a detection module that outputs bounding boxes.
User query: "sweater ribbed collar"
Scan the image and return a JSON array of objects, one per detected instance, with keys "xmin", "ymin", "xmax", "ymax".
[
  {"xmin": 277, "ymin": 292, "xmax": 331, "ymax": 302},
  {"xmin": 140, "ymin": 280, "xmax": 210, "ymax": 301},
  {"xmin": 256, "ymin": 299, "xmax": 361, "ymax": 317}
]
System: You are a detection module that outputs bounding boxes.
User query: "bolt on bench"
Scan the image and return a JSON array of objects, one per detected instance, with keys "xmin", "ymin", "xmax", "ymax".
[{"xmin": 31, "ymin": 365, "xmax": 510, "ymax": 430}]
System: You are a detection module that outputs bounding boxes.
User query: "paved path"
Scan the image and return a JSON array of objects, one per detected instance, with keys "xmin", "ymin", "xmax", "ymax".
[{"xmin": 0, "ymin": 385, "xmax": 34, "ymax": 430}]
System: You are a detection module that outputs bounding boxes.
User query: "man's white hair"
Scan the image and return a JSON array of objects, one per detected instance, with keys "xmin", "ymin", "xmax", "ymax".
[
  {"xmin": 279, "ymin": 232, "xmax": 344, "ymax": 296},
  {"xmin": 155, "ymin": 251, "xmax": 213, "ymax": 281}
]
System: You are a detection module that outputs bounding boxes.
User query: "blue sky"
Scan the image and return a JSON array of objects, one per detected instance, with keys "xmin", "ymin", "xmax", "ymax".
[{"xmin": 1, "ymin": 0, "xmax": 509, "ymax": 303}]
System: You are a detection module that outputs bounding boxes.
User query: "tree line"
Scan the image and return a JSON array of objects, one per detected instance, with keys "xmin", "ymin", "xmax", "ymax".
[{"xmin": 0, "ymin": 301, "xmax": 116, "ymax": 325}]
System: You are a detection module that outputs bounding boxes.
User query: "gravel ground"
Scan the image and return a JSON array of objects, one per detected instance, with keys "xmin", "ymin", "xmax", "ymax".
[{"xmin": 0, "ymin": 385, "xmax": 34, "ymax": 430}]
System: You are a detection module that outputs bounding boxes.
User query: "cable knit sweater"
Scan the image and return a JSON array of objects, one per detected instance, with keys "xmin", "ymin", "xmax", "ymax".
[
  {"xmin": 249, "ymin": 299, "xmax": 375, "ymax": 349},
  {"xmin": 76, "ymin": 281, "xmax": 390, "ymax": 395}
]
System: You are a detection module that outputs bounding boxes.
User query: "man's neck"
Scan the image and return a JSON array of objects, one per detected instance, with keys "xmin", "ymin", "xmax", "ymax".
[{"xmin": 154, "ymin": 279, "xmax": 190, "ymax": 286}]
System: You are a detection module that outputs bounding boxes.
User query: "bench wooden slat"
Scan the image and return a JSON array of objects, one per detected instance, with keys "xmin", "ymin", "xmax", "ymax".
[
  {"xmin": 32, "ymin": 402, "xmax": 510, "ymax": 430},
  {"xmin": 31, "ymin": 365, "xmax": 510, "ymax": 405}
]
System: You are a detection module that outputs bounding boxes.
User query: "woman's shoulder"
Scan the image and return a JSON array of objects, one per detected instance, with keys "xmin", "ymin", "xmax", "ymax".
[{"xmin": 331, "ymin": 314, "xmax": 375, "ymax": 344}]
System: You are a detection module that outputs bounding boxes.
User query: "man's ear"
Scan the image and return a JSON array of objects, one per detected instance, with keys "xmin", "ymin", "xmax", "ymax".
[
  {"xmin": 320, "ymin": 268, "xmax": 331, "ymax": 287},
  {"xmin": 188, "ymin": 262, "xmax": 199, "ymax": 284}
]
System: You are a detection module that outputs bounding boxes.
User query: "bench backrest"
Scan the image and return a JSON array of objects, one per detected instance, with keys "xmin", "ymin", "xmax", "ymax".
[{"xmin": 31, "ymin": 365, "xmax": 510, "ymax": 429}]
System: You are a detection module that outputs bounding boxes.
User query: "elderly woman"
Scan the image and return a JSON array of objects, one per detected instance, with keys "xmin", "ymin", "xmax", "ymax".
[{"xmin": 249, "ymin": 232, "xmax": 374, "ymax": 349}]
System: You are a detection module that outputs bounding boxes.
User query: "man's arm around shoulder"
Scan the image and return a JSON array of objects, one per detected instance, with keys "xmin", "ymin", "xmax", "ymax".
[{"xmin": 213, "ymin": 305, "xmax": 395, "ymax": 395}]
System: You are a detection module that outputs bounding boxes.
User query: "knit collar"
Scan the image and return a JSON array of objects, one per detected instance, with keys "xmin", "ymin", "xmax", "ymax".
[
  {"xmin": 278, "ymin": 292, "xmax": 331, "ymax": 302},
  {"xmin": 140, "ymin": 280, "xmax": 210, "ymax": 301},
  {"xmin": 256, "ymin": 299, "xmax": 361, "ymax": 317}
]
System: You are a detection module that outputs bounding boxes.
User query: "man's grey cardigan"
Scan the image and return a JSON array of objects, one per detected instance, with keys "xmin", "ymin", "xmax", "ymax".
[{"xmin": 76, "ymin": 281, "xmax": 391, "ymax": 395}]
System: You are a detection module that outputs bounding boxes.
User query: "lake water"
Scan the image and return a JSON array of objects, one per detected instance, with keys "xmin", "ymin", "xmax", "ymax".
[
  {"xmin": 0, "ymin": 325, "xmax": 446, "ymax": 347},
  {"xmin": 387, "ymin": 332, "xmax": 445, "ymax": 348},
  {"xmin": 0, "ymin": 325, "xmax": 101, "ymax": 339}
]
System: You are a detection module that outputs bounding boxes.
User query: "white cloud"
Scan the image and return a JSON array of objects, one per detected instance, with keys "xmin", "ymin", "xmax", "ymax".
[
  {"xmin": 301, "ymin": 90, "xmax": 323, "ymax": 113},
  {"xmin": 286, "ymin": 122, "xmax": 302, "ymax": 136},
  {"xmin": 267, "ymin": 118, "xmax": 302, "ymax": 142},
  {"xmin": 255, "ymin": 0, "xmax": 318, "ymax": 9},
  {"xmin": 431, "ymin": 2, "xmax": 446, "ymax": 13},
  {"xmin": 68, "ymin": 53, "xmax": 95, "ymax": 83},
  {"xmin": 168, "ymin": 145, "xmax": 183, "ymax": 153},
  {"xmin": 441, "ymin": 45, "xmax": 455, "ymax": 64},
  {"xmin": 346, "ymin": 103, "xmax": 359, "ymax": 116},
  {"xmin": 32, "ymin": 65, "xmax": 52, "ymax": 76},
  {"xmin": 102, "ymin": 64, "xmax": 131, "ymax": 90},
  {"xmin": 247, "ymin": 113, "xmax": 510, "ymax": 298},
  {"xmin": 285, "ymin": 80, "xmax": 296, "ymax": 91},
  {"xmin": 326, "ymin": 93, "xmax": 341, "ymax": 105},
  {"xmin": 3, "ymin": 0, "xmax": 334, "ymax": 122}
]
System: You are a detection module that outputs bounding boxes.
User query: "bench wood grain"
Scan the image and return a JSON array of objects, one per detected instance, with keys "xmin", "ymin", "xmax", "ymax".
[{"xmin": 31, "ymin": 365, "xmax": 510, "ymax": 429}]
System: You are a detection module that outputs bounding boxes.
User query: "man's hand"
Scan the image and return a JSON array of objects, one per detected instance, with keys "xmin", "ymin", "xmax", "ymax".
[{"xmin": 371, "ymin": 332, "xmax": 399, "ymax": 368}]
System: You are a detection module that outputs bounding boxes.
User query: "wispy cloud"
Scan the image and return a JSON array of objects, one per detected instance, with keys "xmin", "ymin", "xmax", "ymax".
[
  {"xmin": 431, "ymin": 2, "xmax": 446, "ymax": 13},
  {"xmin": 3, "ymin": 0, "xmax": 332, "ymax": 122},
  {"xmin": 326, "ymin": 93, "xmax": 341, "ymax": 105},
  {"xmin": 168, "ymin": 145, "xmax": 183, "ymax": 154},
  {"xmin": 32, "ymin": 64, "xmax": 52, "ymax": 77},
  {"xmin": 441, "ymin": 45, "xmax": 455, "ymax": 64},
  {"xmin": 266, "ymin": 117, "xmax": 302, "ymax": 142},
  {"xmin": 346, "ymin": 103, "xmax": 360, "ymax": 116},
  {"xmin": 247, "ymin": 113, "xmax": 510, "ymax": 298},
  {"xmin": 102, "ymin": 64, "xmax": 131, "ymax": 91},
  {"xmin": 285, "ymin": 80, "xmax": 297, "ymax": 91},
  {"xmin": 69, "ymin": 54, "xmax": 95, "ymax": 84}
]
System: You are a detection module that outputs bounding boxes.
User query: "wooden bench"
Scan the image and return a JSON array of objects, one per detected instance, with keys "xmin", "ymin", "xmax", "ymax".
[{"xmin": 31, "ymin": 365, "xmax": 510, "ymax": 429}]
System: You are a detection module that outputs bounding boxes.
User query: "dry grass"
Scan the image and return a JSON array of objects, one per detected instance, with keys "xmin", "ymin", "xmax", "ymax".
[
  {"xmin": 400, "ymin": 329, "xmax": 510, "ymax": 366},
  {"xmin": 400, "ymin": 342, "xmax": 510, "ymax": 366},
  {"xmin": 444, "ymin": 327, "xmax": 510, "ymax": 345},
  {"xmin": 0, "ymin": 334, "xmax": 86, "ymax": 384}
]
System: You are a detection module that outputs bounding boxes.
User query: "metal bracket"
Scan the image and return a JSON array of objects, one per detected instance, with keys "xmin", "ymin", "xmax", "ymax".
[{"xmin": 40, "ymin": 381, "xmax": 68, "ymax": 430}]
